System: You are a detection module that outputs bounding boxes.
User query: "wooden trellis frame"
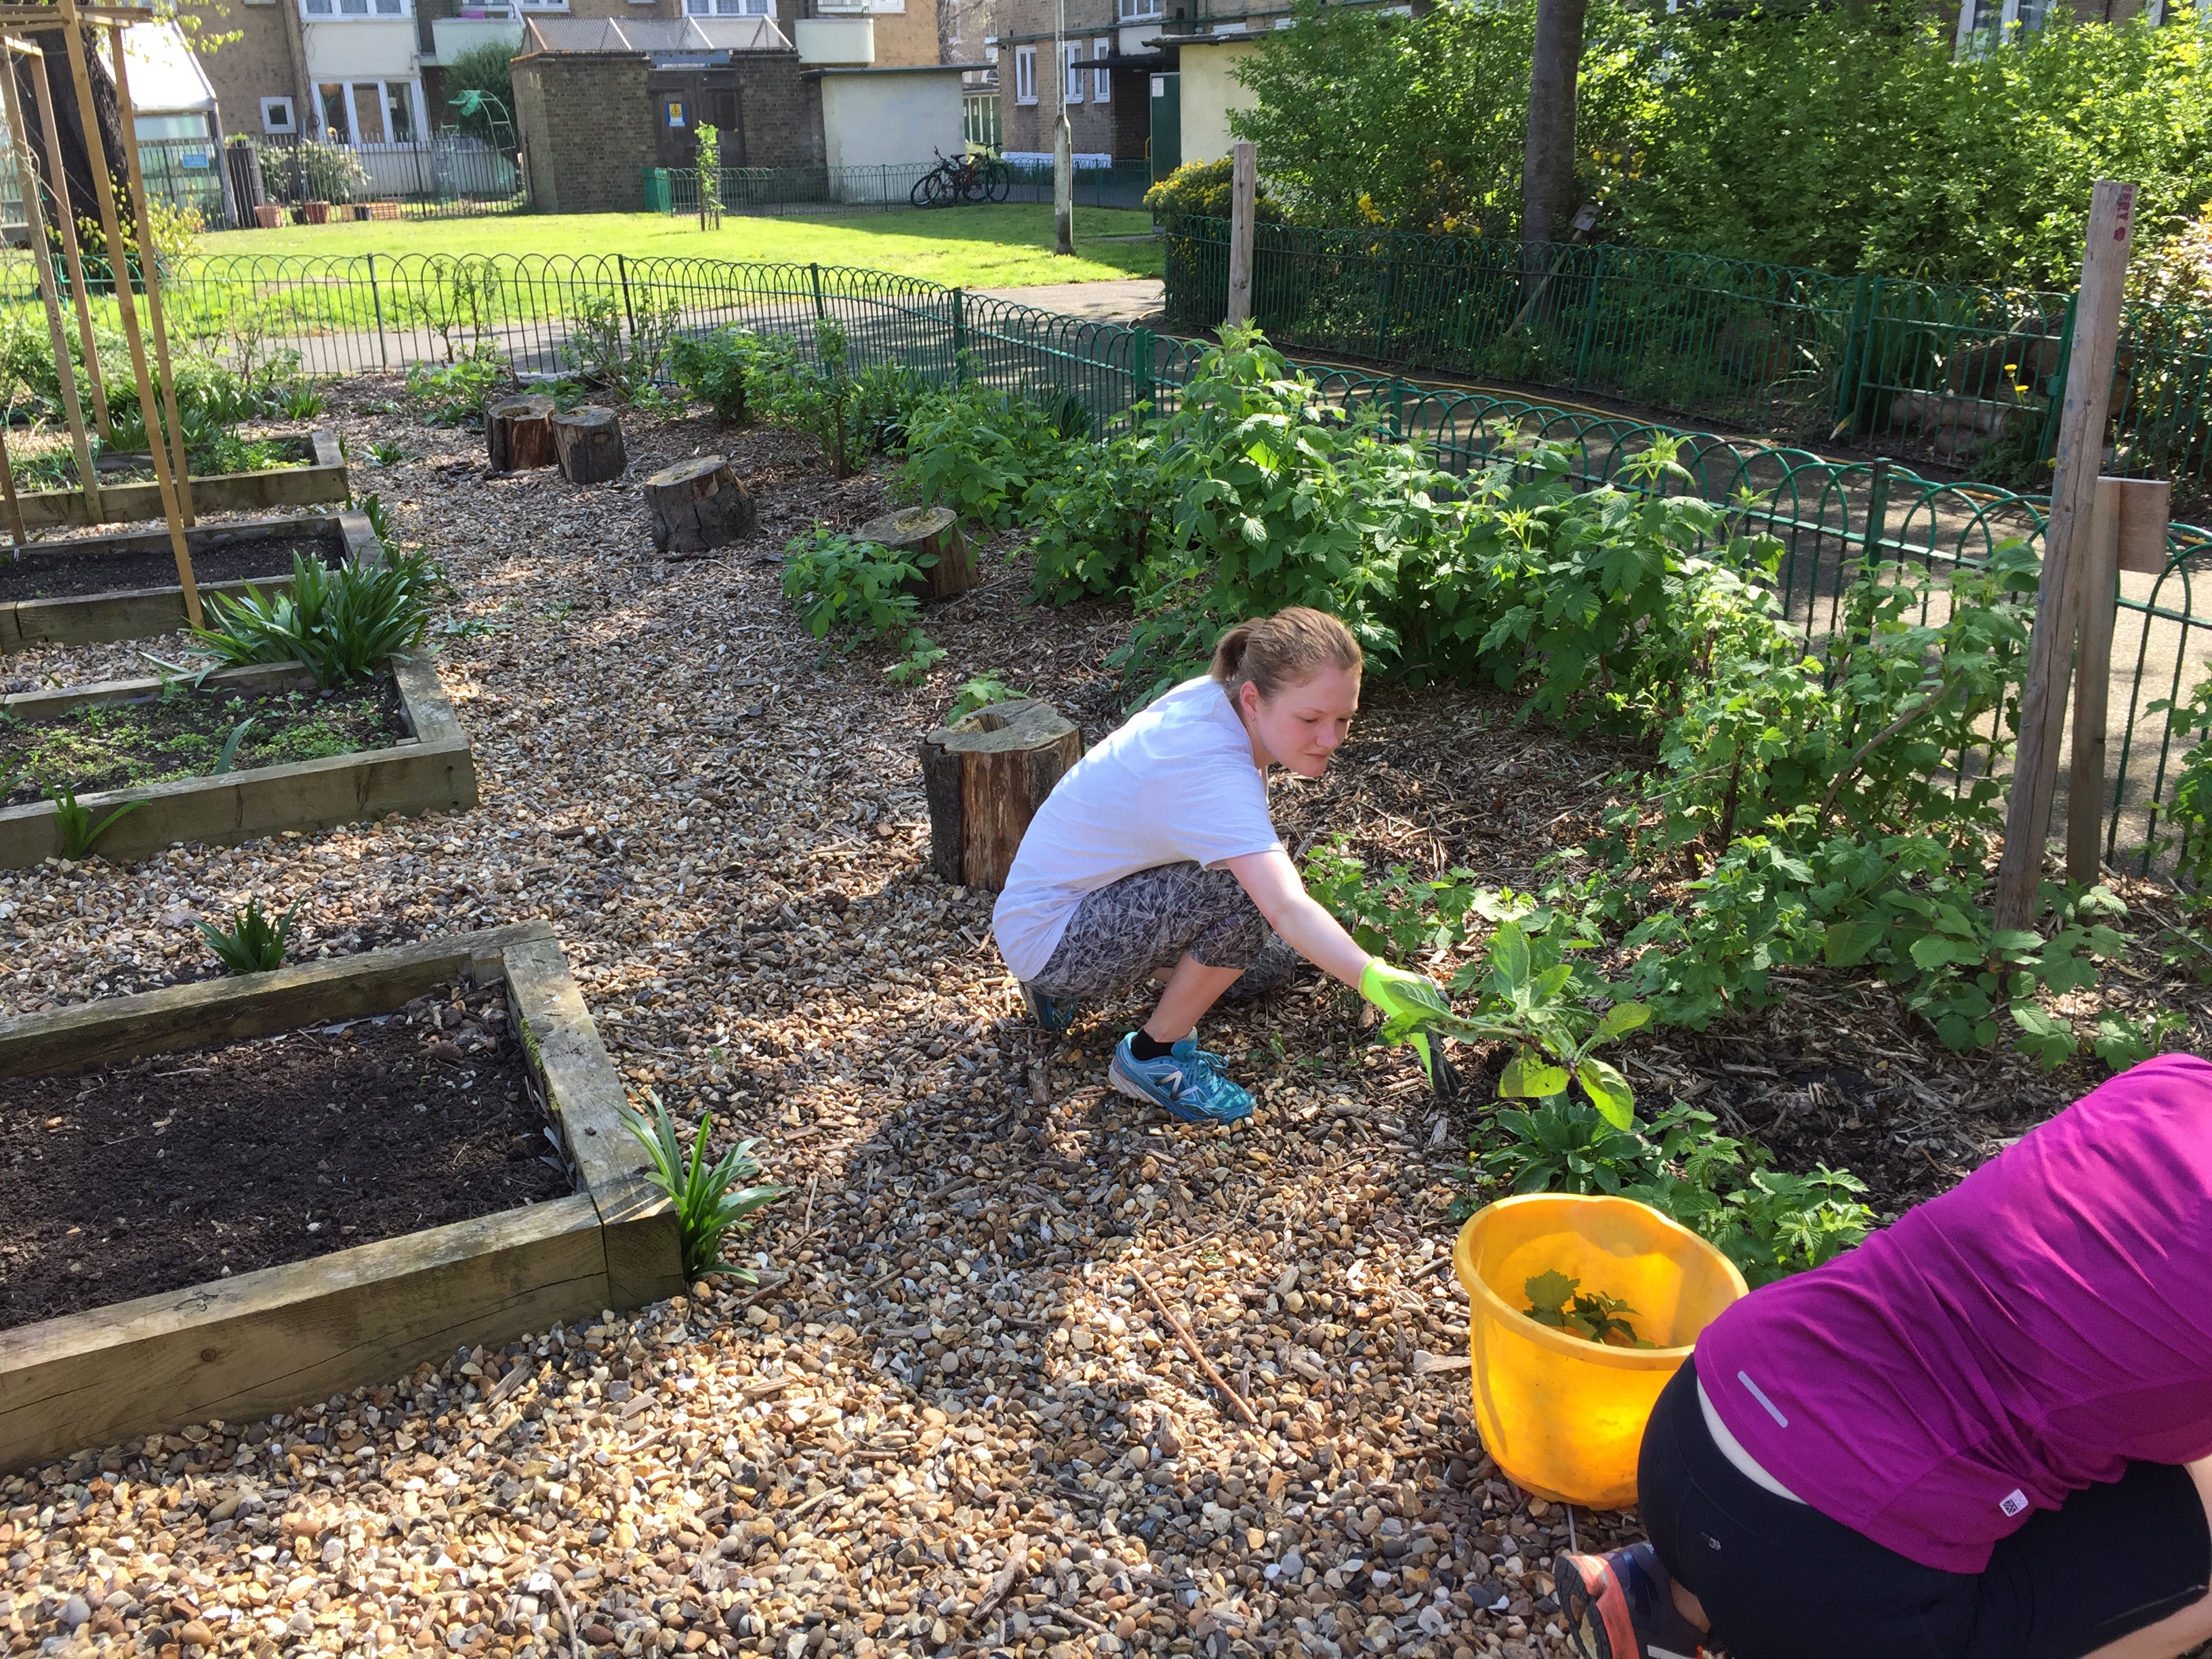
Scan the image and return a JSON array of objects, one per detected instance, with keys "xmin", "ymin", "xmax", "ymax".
[{"xmin": 0, "ymin": 0, "xmax": 200, "ymax": 622}]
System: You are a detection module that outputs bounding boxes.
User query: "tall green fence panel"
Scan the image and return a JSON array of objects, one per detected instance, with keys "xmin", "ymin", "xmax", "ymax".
[{"xmin": 1161, "ymin": 213, "xmax": 2212, "ymax": 513}]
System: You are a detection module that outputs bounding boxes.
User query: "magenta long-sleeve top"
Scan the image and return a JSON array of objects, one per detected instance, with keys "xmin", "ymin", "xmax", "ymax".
[{"xmin": 1692, "ymin": 1052, "xmax": 2212, "ymax": 1574}]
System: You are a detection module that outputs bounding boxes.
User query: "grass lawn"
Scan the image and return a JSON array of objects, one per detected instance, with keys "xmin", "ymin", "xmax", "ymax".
[{"xmin": 201, "ymin": 205, "xmax": 1163, "ymax": 287}]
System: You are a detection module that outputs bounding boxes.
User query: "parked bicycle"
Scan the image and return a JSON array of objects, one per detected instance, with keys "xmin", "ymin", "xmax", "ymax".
[{"xmin": 911, "ymin": 148, "xmax": 1011, "ymax": 208}]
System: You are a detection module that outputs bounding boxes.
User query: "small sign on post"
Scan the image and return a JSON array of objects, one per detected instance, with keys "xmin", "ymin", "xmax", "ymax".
[
  {"xmin": 1992, "ymin": 180, "xmax": 2137, "ymax": 934},
  {"xmin": 1226, "ymin": 140, "xmax": 1256, "ymax": 329}
]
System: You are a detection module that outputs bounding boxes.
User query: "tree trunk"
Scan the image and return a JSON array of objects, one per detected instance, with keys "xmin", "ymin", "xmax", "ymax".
[
  {"xmin": 14, "ymin": 34, "xmax": 126, "ymax": 245},
  {"xmin": 643, "ymin": 455, "xmax": 757, "ymax": 558},
  {"xmin": 554, "ymin": 406, "xmax": 628, "ymax": 485},
  {"xmin": 486, "ymin": 395, "xmax": 558, "ymax": 473},
  {"xmin": 856, "ymin": 505, "xmax": 977, "ymax": 602},
  {"xmin": 920, "ymin": 699, "xmax": 1083, "ymax": 893},
  {"xmin": 1521, "ymin": 0, "xmax": 1589, "ymax": 258}
]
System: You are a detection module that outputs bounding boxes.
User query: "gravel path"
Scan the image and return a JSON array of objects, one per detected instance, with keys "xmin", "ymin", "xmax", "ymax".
[{"xmin": 0, "ymin": 382, "xmax": 1617, "ymax": 1659}]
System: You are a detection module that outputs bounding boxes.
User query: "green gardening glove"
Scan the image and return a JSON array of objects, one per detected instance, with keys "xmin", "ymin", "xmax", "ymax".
[{"xmin": 1359, "ymin": 960, "xmax": 1458, "ymax": 1101}]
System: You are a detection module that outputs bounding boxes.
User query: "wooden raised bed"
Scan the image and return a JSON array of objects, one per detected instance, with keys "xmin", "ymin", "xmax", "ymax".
[
  {"xmin": 0, "ymin": 921, "xmax": 684, "ymax": 1473},
  {"xmin": 1, "ymin": 509, "xmax": 373, "ymax": 653},
  {"xmin": 14, "ymin": 428, "xmax": 348, "ymax": 530},
  {"xmin": 0, "ymin": 649, "xmax": 477, "ymax": 869}
]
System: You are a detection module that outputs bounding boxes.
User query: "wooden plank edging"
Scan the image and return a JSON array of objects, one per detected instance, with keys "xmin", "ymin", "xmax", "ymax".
[
  {"xmin": 0, "ymin": 511, "xmax": 368, "ymax": 654},
  {"xmin": 10, "ymin": 430, "xmax": 350, "ymax": 531},
  {"xmin": 0, "ymin": 923, "xmax": 670, "ymax": 1471}
]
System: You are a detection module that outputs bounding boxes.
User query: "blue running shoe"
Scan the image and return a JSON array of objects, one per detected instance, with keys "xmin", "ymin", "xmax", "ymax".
[
  {"xmin": 1107, "ymin": 1033, "xmax": 1254, "ymax": 1124},
  {"xmin": 1022, "ymin": 983, "xmax": 1080, "ymax": 1033},
  {"xmin": 1556, "ymin": 1543, "xmax": 1711, "ymax": 1659}
]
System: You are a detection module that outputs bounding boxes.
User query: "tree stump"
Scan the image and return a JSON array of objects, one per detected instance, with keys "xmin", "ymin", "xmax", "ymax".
[
  {"xmin": 920, "ymin": 698, "xmax": 1083, "ymax": 893},
  {"xmin": 856, "ymin": 505, "xmax": 977, "ymax": 602},
  {"xmin": 643, "ymin": 456, "xmax": 758, "ymax": 558},
  {"xmin": 554, "ymin": 407, "xmax": 628, "ymax": 485},
  {"xmin": 487, "ymin": 395, "xmax": 558, "ymax": 473}
]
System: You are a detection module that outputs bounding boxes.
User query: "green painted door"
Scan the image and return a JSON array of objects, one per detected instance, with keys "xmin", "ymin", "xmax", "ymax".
[{"xmin": 1149, "ymin": 73, "xmax": 1180, "ymax": 184}]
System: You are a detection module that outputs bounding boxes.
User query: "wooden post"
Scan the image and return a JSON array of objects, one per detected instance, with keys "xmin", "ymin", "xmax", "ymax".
[
  {"xmin": 920, "ymin": 699, "xmax": 1083, "ymax": 893},
  {"xmin": 53, "ymin": 0, "xmax": 199, "ymax": 622},
  {"xmin": 1226, "ymin": 140, "xmax": 1256, "ymax": 329},
  {"xmin": 1052, "ymin": 108, "xmax": 1074, "ymax": 258},
  {"xmin": 0, "ymin": 39, "xmax": 97, "ymax": 525},
  {"xmin": 2065, "ymin": 480, "xmax": 2121, "ymax": 888},
  {"xmin": 1992, "ymin": 180, "xmax": 2135, "ymax": 934},
  {"xmin": 2066, "ymin": 474, "xmax": 2173, "ymax": 886},
  {"xmin": 856, "ymin": 506, "xmax": 976, "ymax": 602},
  {"xmin": 26, "ymin": 33, "xmax": 112, "ymax": 442},
  {"xmin": 0, "ymin": 418, "xmax": 24, "ymax": 552},
  {"xmin": 107, "ymin": 24, "xmax": 194, "ymax": 525}
]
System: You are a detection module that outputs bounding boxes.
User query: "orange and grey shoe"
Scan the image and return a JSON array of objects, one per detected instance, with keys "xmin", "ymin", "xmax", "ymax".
[{"xmin": 1555, "ymin": 1543, "xmax": 1711, "ymax": 1659}]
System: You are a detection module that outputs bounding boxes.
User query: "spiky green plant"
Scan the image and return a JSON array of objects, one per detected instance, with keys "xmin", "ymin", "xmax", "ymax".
[
  {"xmin": 197, "ymin": 895, "xmax": 300, "ymax": 975},
  {"xmin": 45, "ymin": 776, "xmax": 144, "ymax": 860},
  {"xmin": 621, "ymin": 1093, "xmax": 784, "ymax": 1282}
]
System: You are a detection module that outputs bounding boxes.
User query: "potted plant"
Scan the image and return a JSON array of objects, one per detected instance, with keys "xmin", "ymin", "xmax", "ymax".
[
  {"xmin": 295, "ymin": 200, "xmax": 330, "ymax": 224},
  {"xmin": 253, "ymin": 203, "xmax": 284, "ymax": 229}
]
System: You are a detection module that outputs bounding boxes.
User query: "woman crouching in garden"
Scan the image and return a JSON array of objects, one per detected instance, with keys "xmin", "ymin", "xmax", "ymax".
[
  {"xmin": 1559, "ymin": 1050, "xmax": 2212, "ymax": 1659},
  {"xmin": 990, "ymin": 605, "xmax": 1450, "ymax": 1124}
]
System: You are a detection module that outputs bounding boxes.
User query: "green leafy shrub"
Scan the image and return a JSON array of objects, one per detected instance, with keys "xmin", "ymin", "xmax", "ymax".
[
  {"xmin": 945, "ymin": 674, "xmax": 1029, "ymax": 724},
  {"xmin": 407, "ymin": 347, "xmax": 507, "ymax": 426},
  {"xmin": 568, "ymin": 291, "xmax": 684, "ymax": 402},
  {"xmin": 198, "ymin": 895, "xmax": 300, "ymax": 975},
  {"xmin": 781, "ymin": 529, "xmax": 950, "ymax": 686},
  {"xmin": 1142, "ymin": 157, "xmax": 1291, "ymax": 223},
  {"xmin": 899, "ymin": 379, "xmax": 1082, "ymax": 528},
  {"xmin": 670, "ymin": 325, "xmax": 765, "ymax": 424},
  {"xmin": 621, "ymin": 1093, "xmax": 783, "ymax": 1281}
]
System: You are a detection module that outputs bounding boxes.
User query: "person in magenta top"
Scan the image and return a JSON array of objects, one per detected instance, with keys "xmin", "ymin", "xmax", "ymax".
[{"xmin": 1553, "ymin": 1052, "xmax": 2212, "ymax": 1659}]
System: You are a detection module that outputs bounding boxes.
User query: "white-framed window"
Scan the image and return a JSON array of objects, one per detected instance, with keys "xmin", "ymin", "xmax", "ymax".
[
  {"xmin": 1954, "ymin": 0, "xmax": 2047, "ymax": 51},
  {"xmin": 516, "ymin": 0, "xmax": 568, "ymax": 12},
  {"xmin": 684, "ymin": 0, "xmax": 771, "ymax": 15},
  {"xmin": 1063, "ymin": 40, "xmax": 1083, "ymax": 102},
  {"xmin": 301, "ymin": 0, "xmax": 408, "ymax": 16},
  {"xmin": 259, "ymin": 94, "xmax": 295, "ymax": 133},
  {"xmin": 1092, "ymin": 36, "xmax": 1109, "ymax": 100},
  {"xmin": 1013, "ymin": 44, "xmax": 1036, "ymax": 103},
  {"xmin": 1118, "ymin": 0, "xmax": 1159, "ymax": 18}
]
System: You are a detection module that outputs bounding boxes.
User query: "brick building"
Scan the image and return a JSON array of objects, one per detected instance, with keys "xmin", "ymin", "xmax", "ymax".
[
  {"xmin": 181, "ymin": 0, "xmax": 940, "ymax": 158},
  {"xmin": 511, "ymin": 16, "xmax": 822, "ymax": 212}
]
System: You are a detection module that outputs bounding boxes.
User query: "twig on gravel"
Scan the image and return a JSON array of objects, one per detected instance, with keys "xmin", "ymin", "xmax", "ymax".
[
  {"xmin": 1133, "ymin": 1269, "xmax": 1261, "ymax": 1429},
  {"xmin": 973, "ymin": 1533, "xmax": 1030, "ymax": 1621},
  {"xmin": 536, "ymin": 1567, "xmax": 588, "ymax": 1659}
]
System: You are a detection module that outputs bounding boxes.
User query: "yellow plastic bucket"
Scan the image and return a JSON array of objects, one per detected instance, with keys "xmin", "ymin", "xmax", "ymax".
[{"xmin": 1454, "ymin": 1193, "xmax": 1748, "ymax": 1509}]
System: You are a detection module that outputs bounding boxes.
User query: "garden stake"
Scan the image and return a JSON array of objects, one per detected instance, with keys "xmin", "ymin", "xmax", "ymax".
[
  {"xmin": 1135, "ymin": 1269, "xmax": 1262, "ymax": 1429},
  {"xmin": 20, "ymin": 24, "xmax": 112, "ymax": 442},
  {"xmin": 50, "ymin": 0, "xmax": 201, "ymax": 620},
  {"xmin": 0, "ymin": 416, "xmax": 22, "ymax": 552},
  {"xmin": 107, "ymin": 22, "xmax": 195, "ymax": 524},
  {"xmin": 0, "ymin": 37, "xmax": 98, "ymax": 524}
]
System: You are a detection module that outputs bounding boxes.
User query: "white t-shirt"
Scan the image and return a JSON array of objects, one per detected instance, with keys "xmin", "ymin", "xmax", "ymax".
[{"xmin": 991, "ymin": 676, "xmax": 1284, "ymax": 982}]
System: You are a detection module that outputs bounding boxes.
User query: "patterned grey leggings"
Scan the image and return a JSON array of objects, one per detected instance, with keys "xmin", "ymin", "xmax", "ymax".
[{"xmin": 1024, "ymin": 861, "xmax": 1299, "ymax": 1002}]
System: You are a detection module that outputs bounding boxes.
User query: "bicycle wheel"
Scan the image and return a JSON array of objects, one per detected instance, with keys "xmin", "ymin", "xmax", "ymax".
[
  {"xmin": 910, "ymin": 169, "xmax": 948, "ymax": 208},
  {"xmin": 956, "ymin": 167, "xmax": 987, "ymax": 205},
  {"xmin": 983, "ymin": 161, "xmax": 1011, "ymax": 203}
]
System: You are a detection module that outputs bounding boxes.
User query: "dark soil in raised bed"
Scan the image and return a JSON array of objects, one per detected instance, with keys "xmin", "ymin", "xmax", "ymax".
[
  {"xmin": 0, "ymin": 530, "xmax": 340, "ymax": 605},
  {"xmin": 2, "ymin": 674, "xmax": 408, "ymax": 805},
  {"xmin": 0, "ymin": 977, "xmax": 571, "ymax": 1330}
]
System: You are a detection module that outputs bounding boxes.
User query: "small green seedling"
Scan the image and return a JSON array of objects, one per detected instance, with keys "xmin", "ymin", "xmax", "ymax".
[
  {"xmin": 367, "ymin": 441, "xmax": 410, "ymax": 468},
  {"xmin": 45, "ymin": 776, "xmax": 144, "ymax": 860},
  {"xmin": 1523, "ymin": 1270, "xmax": 1655, "ymax": 1349},
  {"xmin": 945, "ymin": 673, "xmax": 1029, "ymax": 724},
  {"xmin": 621, "ymin": 1092, "xmax": 785, "ymax": 1282},
  {"xmin": 197, "ymin": 895, "xmax": 300, "ymax": 975}
]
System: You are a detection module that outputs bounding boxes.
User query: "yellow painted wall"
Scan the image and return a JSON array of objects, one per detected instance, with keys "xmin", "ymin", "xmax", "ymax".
[{"xmin": 1176, "ymin": 33, "xmax": 1256, "ymax": 167}]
